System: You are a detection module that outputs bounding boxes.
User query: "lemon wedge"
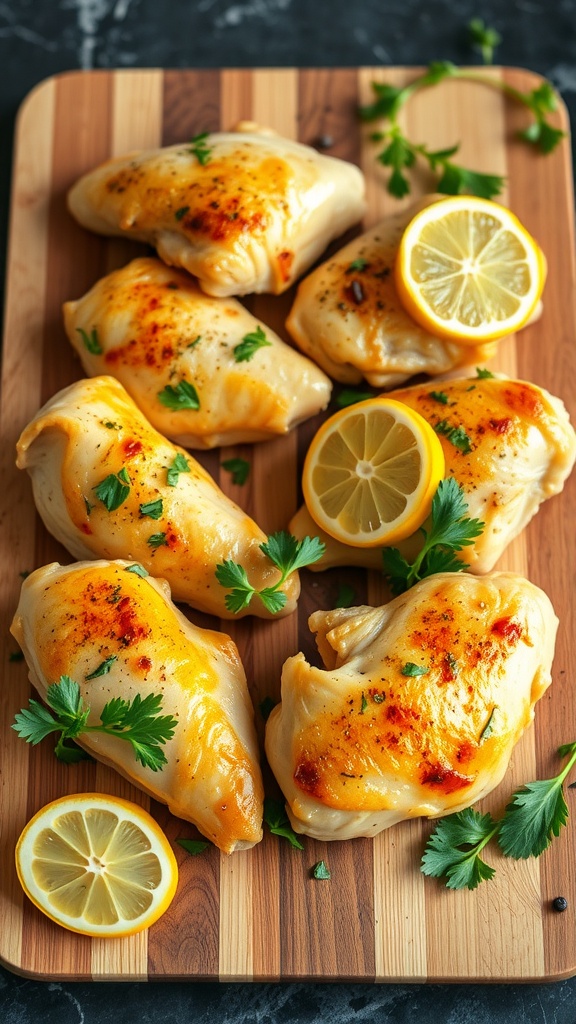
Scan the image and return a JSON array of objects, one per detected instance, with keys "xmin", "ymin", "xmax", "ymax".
[
  {"xmin": 394, "ymin": 195, "xmax": 546, "ymax": 343},
  {"xmin": 302, "ymin": 397, "xmax": 445, "ymax": 547},
  {"xmin": 15, "ymin": 793, "xmax": 178, "ymax": 937}
]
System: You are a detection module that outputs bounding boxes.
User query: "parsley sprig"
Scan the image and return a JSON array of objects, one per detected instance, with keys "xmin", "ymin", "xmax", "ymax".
[
  {"xmin": 188, "ymin": 131, "xmax": 213, "ymax": 166},
  {"xmin": 382, "ymin": 478, "xmax": 484, "ymax": 595},
  {"xmin": 215, "ymin": 531, "xmax": 325, "ymax": 614},
  {"xmin": 422, "ymin": 742, "xmax": 576, "ymax": 889},
  {"xmin": 12, "ymin": 675, "xmax": 177, "ymax": 771},
  {"xmin": 263, "ymin": 797, "xmax": 304, "ymax": 850},
  {"xmin": 360, "ymin": 61, "xmax": 565, "ymax": 199}
]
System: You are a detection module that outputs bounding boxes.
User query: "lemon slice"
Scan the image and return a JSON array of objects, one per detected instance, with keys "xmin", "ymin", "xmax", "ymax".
[
  {"xmin": 15, "ymin": 793, "xmax": 178, "ymax": 937},
  {"xmin": 302, "ymin": 397, "xmax": 445, "ymax": 547},
  {"xmin": 394, "ymin": 196, "xmax": 546, "ymax": 344}
]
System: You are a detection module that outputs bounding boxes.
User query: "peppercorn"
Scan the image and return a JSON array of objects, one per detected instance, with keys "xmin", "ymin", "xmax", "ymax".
[
  {"xmin": 315, "ymin": 134, "xmax": 334, "ymax": 150},
  {"xmin": 552, "ymin": 896, "xmax": 568, "ymax": 912}
]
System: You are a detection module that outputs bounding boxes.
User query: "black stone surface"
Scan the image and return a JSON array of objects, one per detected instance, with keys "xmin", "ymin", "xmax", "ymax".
[{"xmin": 2, "ymin": 1, "xmax": 576, "ymax": 1020}]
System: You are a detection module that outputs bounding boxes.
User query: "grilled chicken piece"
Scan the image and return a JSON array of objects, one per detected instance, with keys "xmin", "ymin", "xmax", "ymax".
[
  {"xmin": 67, "ymin": 125, "xmax": 366, "ymax": 297},
  {"xmin": 63, "ymin": 257, "xmax": 331, "ymax": 449},
  {"xmin": 16, "ymin": 376, "xmax": 299, "ymax": 619},
  {"xmin": 265, "ymin": 572, "xmax": 557, "ymax": 841},
  {"xmin": 289, "ymin": 374, "xmax": 576, "ymax": 574},
  {"xmin": 11, "ymin": 560, "xmax": 264, "ymax": 852},
  {"xmin": 286, "ymin": 197, "xmax": 541, "ymax": 387}
]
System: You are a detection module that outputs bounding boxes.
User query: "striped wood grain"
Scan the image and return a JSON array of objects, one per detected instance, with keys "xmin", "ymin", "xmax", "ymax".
[{"xmin": 0, "ymin": 67, "xmax": 575, "ymax": 982}]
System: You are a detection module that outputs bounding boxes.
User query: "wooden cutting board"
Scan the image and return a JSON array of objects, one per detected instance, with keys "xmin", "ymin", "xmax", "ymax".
[{"xmin": 1, "ymin": 67, "xmax": 576, "ymax": 983}]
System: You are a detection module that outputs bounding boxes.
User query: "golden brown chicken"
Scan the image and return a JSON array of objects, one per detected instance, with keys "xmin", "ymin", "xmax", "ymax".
[
  {"xmin": 286, "ymin": 197, "xmax": 541, "ymax": 387},
  {"xmin": 67, "ymin": 126, "xmax": 366, "ymax": 297},
  {"xmin": 16, "ymin": 376, "xmax": 299, "ymax": 619},
  {"xmin": 11, "ymin": 559, "xmax": 264, "ymax": 853},
  {"xmin": 265, "ymin": 571, "xmax": 557, "ymax": 841},
  {"xmin": 63, "ymin": 257, "xmax": 332, "ymax": 448},
  {"xmin": 289, "ymin": 374, "xmax": 576, "ymax": 573}
]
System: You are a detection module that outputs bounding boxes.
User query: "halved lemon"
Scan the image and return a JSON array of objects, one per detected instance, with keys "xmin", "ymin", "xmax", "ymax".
[
  {"xmin": 302, "ymin": 397, "xmax": 445, "ymax": 547},
  {"xmin": 15, "ymin": 793, "xmax": 178, "ymax": 938},
  {"xmin": 394, "ymin": 195, "xmax": 546, "ymax": 344}
]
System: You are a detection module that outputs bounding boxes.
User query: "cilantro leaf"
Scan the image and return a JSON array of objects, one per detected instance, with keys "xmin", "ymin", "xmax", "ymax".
[
  {"xmin": 216, "ymin": 532, "xmax": 325, "ymax": 615},
  {"xmin": 221, "ymin": 457, "xmax": 250, "ymax": 486},
  {"xmin": 263, "ymin": 797, "xmax": 304, "ymax": 850},
  {"xmin": 233, "ymin": 326, "xmax": 272, "ymax": 363},
  {"xmin": 167, "ymin": 452, "xmax": 191, "ymax": 487},
  {"xmin": 157, "ymin": 381, "xmax": 200, "ymax": 411},
  {"xmin": 436, "ymin": 163, "xmax": 505, "ymax": 200},
  {"xmin": 94, "ymin": 467, "xmax": 131, "ymax": 512},
  {"xmin": 421, "ymin": 807, "xmax": 498, "ymax": 889}
]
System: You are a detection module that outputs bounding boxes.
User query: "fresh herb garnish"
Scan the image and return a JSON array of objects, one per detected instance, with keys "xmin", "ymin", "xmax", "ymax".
[
  {"xmin": 311, "ymin": 860, "xmax": 331, "ymax": 879},
  {"xmin": 139, "ymin": 498, "xmax": 164, "ymax": 520},
  {"xmin": 429, "ymin": 390, "xmax": 449, "ymax": 405},
  {"xmin": 422, "ymin": 742, "xmax": 576, "ymax": 889},
  {"xmin": 177, "ymin": 838, "xmax": 210, "ymax": 856},
  {"xmin": 401, "ymin": 662, "xmax": 429, "ymax": 677},
  {"xmin": 76, "ymin": 326, "xmax": 102, "ymax": 355},
  {"xmin": 382, "ymin": 477, "xmax": 484, "ymax": 595},
  {"xmin": 175, "ymin": 205, "xmax": 190, "ymax": 221},
  {"xmin": 188, "ymin": 131, "xmax": 213, "ymax": 166},
  {"xmin": 360, "ymin": 692, "xmax": 369, "ymax": 714},
  {"xmin": 157, "ymin": 380, "xmax": 200, "ymax": 411},
  {"xmin": 476, "ymin": 366, "xmax": 495, "ymax": 379},
  {"xmin": 147, "ymin": 532, "xmax": 168, "ymax": 548},
  {"xmin": 215, "ymin": 532, "xmax": 325, "ymax": 615},
  {"xmin": 346, "ymin": 258, "xmax": 369, "ymax": 273},
  {"xmin": 94, "ymin": 467, "xmax": 131, "ymax": 512},
  {"xmin": 359, "ymin": 61, "xmax": 564, "ymax": 199},
  {"xmin": 335, "ymin": 583, "xmax": 356, "ymax": 608},
  {"xmin": 188, "ymin": 335, "xmax": 202, "ymax": 348},
  {"xmin": 85, "ymin": 655, "xmax": 117, "ymax": 680},
  {"xmin": 468, "ymin": 18, "xmax": 501, "ymax": 65},
  {"xmin": 12, "ymin": 675, "xmax": 177, "ymax": 771},
  {"xmin": 479, "ymin": 707, "xmax": 497, "ymax": 742},
  {"xmin": 166, "ymin": 452, "xmax": 191, "ymax": 487},
  {"xmin": 434, "ymin": 420, "xmax": 473, "ymax": 454},
  {"xmin": 336, "ymin": 388, "xmax": 377, "ymax": 408},
  {"xmin": 263, "ymin": 797, "xmax": 304, "ymax": 850},
  {"xmin": 233, "ymin": 326, "xmax": 272, "ymax": 363},
  {"xmin": 221, "ymin": 457, "xmax": 250, "ymax": 486},
  {"xmin": 125, "ymin": 563, "xmax": 149, "ymax": 577}
]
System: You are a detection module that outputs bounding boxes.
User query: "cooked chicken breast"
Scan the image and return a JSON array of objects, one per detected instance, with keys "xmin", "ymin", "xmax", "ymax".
[
  {"xmin": 265, "ymin": 571, "xmax": 557, "ymax": 841},
  {"xmin": 286, "ymin": 197, "xmax": 541, "ymax": 387},
  {"xmin": 11, "ymin": 559, "xmax": 264, "ymax": 853},
  {"xmin": 63, "ymin": 257, "xmax": 331, "ymax": 449},
  {"xmin": 289, "ymin": 374, "xmax": 576, "ymax": 573},
  {"xmin": 16, "ymin": 376, "xmax": 299, "ymax": 619},
  {"xmin": 67, "ymin": 126, "xmax": 366, "ymax": 297}
]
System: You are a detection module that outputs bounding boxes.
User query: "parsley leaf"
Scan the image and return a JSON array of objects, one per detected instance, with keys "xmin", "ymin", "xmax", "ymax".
[
  {"xmin": 312, "ymin": 860, "xmax": 331, "ymax": 879},
  {"xmin": 157, "ymin": 381, "xmax": 200, "ymax": 411},
  {"xmin": 76, "ymin": 326, "xmax": 102, "ymax": 355},
  {"xmin": 233, "ymin": 326, "xmax": 272, "ymax": 363},
  {"xmin": 188, "ymin": 131, "xmax": 213, "ymax": 165},
  {"xmin": 498, "ymin": 742, "xmax": 576, "ymax": 859},
  {"xmin": 94, "ymin": 467, "xmax": 131, "ymax": 512},
  {"xmin": 125, "ymin": 563, "xmax": 149, "ymax": 577},
  {"xmin": 468, "ymin": 18, "xmax": 501, "ymax": 65},
  {"xmin": 346, "ymin": 258, "xmax": 369, "ymax": 273},
  {"xmin": 401, "ymin": 662, "xmax": 429, "ymax": 677},
  {"xmin": 177, "ymin": 838, "xmax": 210, "ymax": 856},
  {"xmin": 139, "ymin": 498, "xmax": 164, "ymax": 520},
  {"xmin": 12, "ymin": 677, "xmax": 177, "ymax": 771},
  {"xmin": 429, "ymin": 390, "xmax": 449, "ymax": 405},
  {"xmin": 166, "ymin": 452, "xmax": 190, "ymax": 487},
  {"xmin": 263, "ymin": 797, "xmax": 304, "ymax": 850},
  {"xmin": 382, "ymin": 478, "xmax": 484, "ymax": 594},
  {"xmin": 434, "ymin": 419, "xmax": 473, "ymax": 454},
  {"xmin": 85, "ymin": 655, "xmax": 118, "ymax": 680},
  {"xmin": 421, "ymin": 807, "xmax": 498, "ymax": 890},
  {"xmin": 221, "ymin": 457, "xmax": 250, "ymax": 486},
  {"xmin": 335, "ymin": 583, "xmax": 356, "ymax": 608},
  {"xmin": 336, "ymin": 388, "xmax": 377, "ymax": 408},
  {"xmin": 215, "ymin": 532, "xmax": 325, "ymax": 615},
  {"xmin": 476, "ymin": 366, "xmax": 495, "ymax": 379},
  {"xmin": 147, "ymin": 532, "xmax": 168, "ymax": 548}
]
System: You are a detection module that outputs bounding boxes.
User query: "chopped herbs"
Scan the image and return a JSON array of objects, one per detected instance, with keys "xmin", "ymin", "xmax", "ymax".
[
  {"xmin": 336, "ymin": 388, "xmax": 377, "ymax": 408},
  {"xmin": 94, "ymin": 467, "xmax": 131, "ymax": 512},
  {"xmin": 221, "ymin": 457, "xmax": 250, "ymax": 486},
  {"xmin": 157, "ymin": 380, "xmax": 200, "ymax": 411},
  {"xmin": 139, "ymin": 498, "xmax": 164, "ymax": 520},
  {"xmin": 346, "ymin": 257, "xmax": 369, "ymax": 273},
  {"xmin": 429, "ymin": 390, "xmax": 449, "ymax": 405},
  {"xmin": 382, "ymin": 477, "xmax": 484, "ymax": 595},
  {"xmin": 166, "ymin": 452, "xmax": 191, "ymax": 487},
  {"xmin": 188, "ymin": 131, "xmax": 213, "ymax": 165},
  {"xmin": 102, "ymin": 420, "xmax": 121, "ymax": 430},
  {"xmin": 476, "ymin": 366, "xmax": 495, "ymax": 379},
  {"xmin": 85, "ymin": 655, "xmax": 118, "ymax": 680},
  {"xmin": 125, "ymin": 563, "xmax": 149, "ymax": 578},
  {"xmin": 422, "ymin": 741, "xmax": 576, "ymax": 889},
  {"xmin": 263, "ymin": 797, "xmax": 304, "ymax": 850},
  {"xmin": 215, "ymin": 532, "xmax": 325, "ymax": 615},
  {"xmin": 401, "ymin": 662, "xmax": 429, "ymax": 677},
  {"xmin": 468, "ymin": 18, "xmax": 501, "ymax": 65},
  {"xmin": 233, "ymin": 326, "xmax": 272, "ymax": 363},
  {"xmin": 479, "ymin": 707, "xmax": 497, "ymax": 742},
  {"xmin": 12, "ymin": 675, "xmax": 177, "ymax": 771},
  {"xmin": 76, "ymin": 326, "xmax": 102, "ymax": 355},
  {"xmin": 177, "ymin": 838, "xmax": 210, "ymax": 856},
  {"xmin": 360, "ymin": 692, "xmax": 369, "ymax": 714},
  {"xmin": 434, "ymin": 420, "xmax": 473, "ymax": 454},
  {"xmin": 147, "ymin": 532, "xmax": 168, "ymax": 548},
  {"xmin": 188, "ymin": 335, "xmax": 202, "ymax": 348},
  {"xmin": 311, "ymin": 860, "xmax": 331, "ymax": 880},
  {"xmin": 175, "ymin": 205, "xmax": 190, "ymax": 220}
]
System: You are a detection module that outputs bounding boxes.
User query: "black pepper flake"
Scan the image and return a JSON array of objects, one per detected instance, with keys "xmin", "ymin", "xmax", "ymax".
[{"xmin": 552, "ymin": 896, "xmax": 568, "ymax": 912}]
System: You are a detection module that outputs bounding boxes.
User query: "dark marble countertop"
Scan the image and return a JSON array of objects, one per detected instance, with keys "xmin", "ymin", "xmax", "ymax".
[{"xmin": 2, "ymin": 1, "xmax": 576, "ymax": 1021}]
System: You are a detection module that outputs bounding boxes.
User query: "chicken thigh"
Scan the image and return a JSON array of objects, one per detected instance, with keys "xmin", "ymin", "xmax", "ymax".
[
  {"xmin": 11, "ymin": 559, "xmax": 264, "ymax": 853},
  {"xmin": 16, "ymin": 376, "xmax": 300, "ymax": 619},
  {"xmin": 286, "ymin": 197, "xmax": 541, "ymax": 387},
  {"xmin": 67, "ymin": 125, "xmax": 366, "ymax": 297},
  {"xmin": 289, "ymin": 374, "xmax": 576, "ymax": 574},
  {"xmin": 265, "ymin": 571, "xmax": 557, "ymax": 841},
  {"xmin": 63, "ymin": 257, "xmax": 331, "ymax": 448}
]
